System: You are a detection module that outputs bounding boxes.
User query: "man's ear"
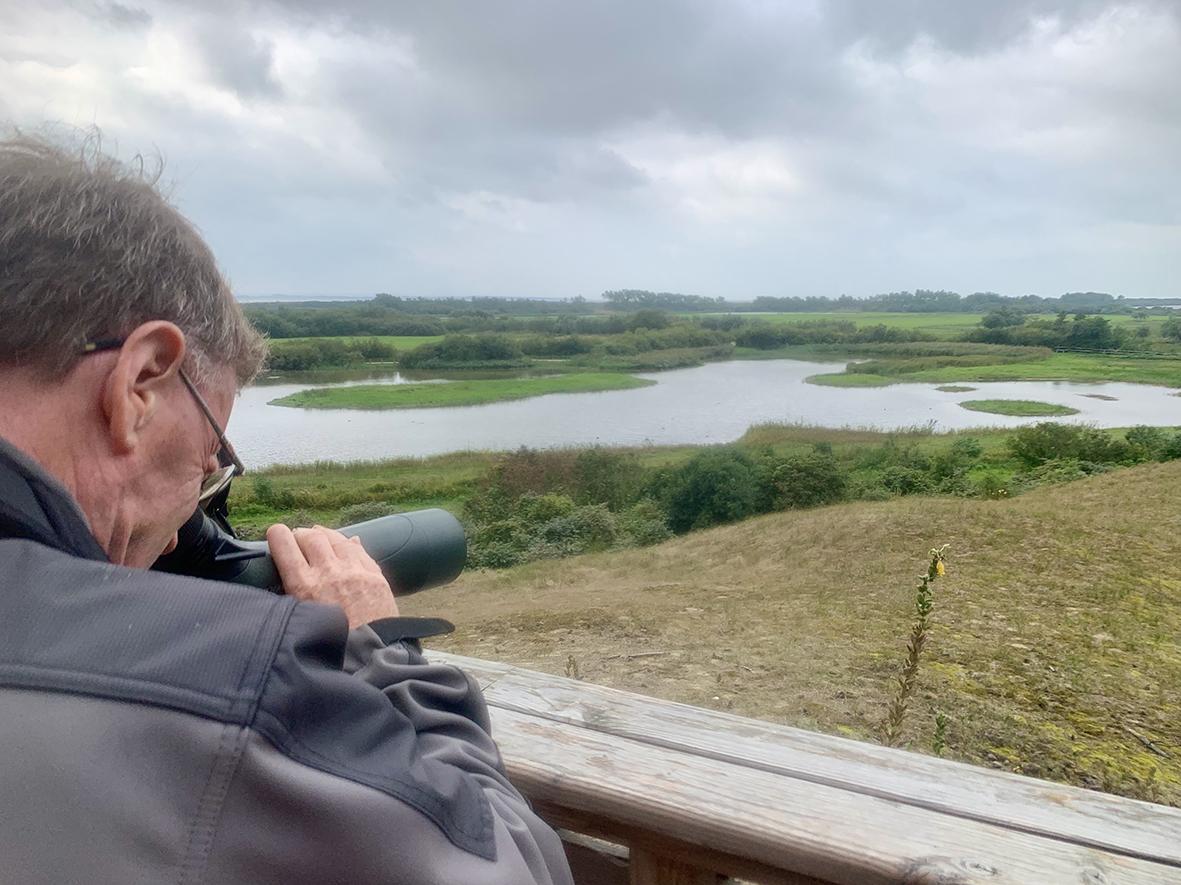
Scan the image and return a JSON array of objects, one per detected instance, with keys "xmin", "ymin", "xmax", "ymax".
[{"xmin": 102, "ymin": 322, "xmax": 187, "ymax": 456}]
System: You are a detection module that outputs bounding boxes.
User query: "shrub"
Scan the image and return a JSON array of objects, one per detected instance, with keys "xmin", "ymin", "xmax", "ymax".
[
  {"xmin": 1125, "ymin": 426, "xmax": 1167, "ymax": 461},
  {"xmin": 613, "ymin": 500, "xmax": 674, "ymax": 548},
  {"xmin": 517, "ymin": 493, "xmax": 576, "ymax": 524},
  {"xmin": 653, "ymin": 447, "xmax": 764, "ymax": 533},
  {"xmin": 573, "ymin": 447, "xmax": 646, "ymax": 510},
  {"xmin": 768, "ymin": 450, "xmax": 846, "ymax": 509},
  {"xmin": 252, "ymin": 476, "xmax": 296, "ymax": 509},
  {"xmin": 336, "ymin": 501, "xmax": 402, "ymax": 526},
  {"xmin": 878, "ymin": 466, "xmax": 934, "ymax": 495},
  {"xmin": 529, "ymin": 504, "xmax": 617, "ymax": 559},
  {"xmin": 488, "ymin": 448, "xmax": 579, "ymax": 500},
  {"xmin": 972, "ymin": 472, "xmax": 1010, "ymax": 499},
  {"xmin": 1007, "ymin": 423, "xmax": 1133, "ymax": 467},
  {"xmin": 354, "ymin": 338, "xmax": 396, "ymax": 361},
  {"xmin": 400, "ymin": 333, "xmax": 526, "ymax": 368},
  {"xmin": 278, "ymin": 509, "xmax": 318, "ymax": 529}
]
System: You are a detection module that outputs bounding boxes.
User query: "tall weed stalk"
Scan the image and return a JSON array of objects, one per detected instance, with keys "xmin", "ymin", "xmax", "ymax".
[{"xmin": 882, "ymin": 545, "xmax": 948, "ymax": 749}]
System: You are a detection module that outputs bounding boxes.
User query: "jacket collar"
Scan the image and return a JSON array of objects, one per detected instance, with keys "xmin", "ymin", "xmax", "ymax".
[{"xmin": 0, "ymin": 436, "xmax": 108, "ymax": 562}]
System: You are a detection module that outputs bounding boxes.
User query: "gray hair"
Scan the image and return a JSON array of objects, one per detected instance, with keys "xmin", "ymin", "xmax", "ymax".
[{"xmin": 0, "ymin": 130, "xmax": 266, "ymax": 386}]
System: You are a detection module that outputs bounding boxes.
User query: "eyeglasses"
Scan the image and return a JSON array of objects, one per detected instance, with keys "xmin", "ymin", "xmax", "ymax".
[{"xmin": 81, "ymin": 338, "xmax": 244, "ymax": 507}]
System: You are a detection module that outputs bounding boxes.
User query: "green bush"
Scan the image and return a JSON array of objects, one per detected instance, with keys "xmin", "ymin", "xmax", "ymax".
[
  {"xmin": 1123, "ymin": 426, "xmax": 1181, "ymax": 462},
  {"xmin": 517, "ymin": 493, "xmax": 576, "ymax": 524},
  {"xmin": 252, "ymin": 476, "xmax": 296, "ymax": 509},
  {"xmin": 1012, "ymin": 458, "xmax": 1115, "ymax": 491},
  {"xmin": 653, "ymin": 447, "xmax": 764, "ymax": 533},
  {"xmin": 400, "ymin": 333, "xmax": 526, "ymax": 368},
  {"xmin": 614, "ymin": 500, "xmax": 673, "ymax": 547},
  {"xmin": 972, "ymin": 472, "xmax": 1010, "ymax": 499},
  {"xmin": 768, "ymin": 450, "xmax": 846, "ymax": 509},
  {"xmin": 336, "ymin": 501, "xmax": 403, "ymax": 526},
  {"xmin": 1007, "ymin": 423, "xmax": 1133, "ymax": 467},
  {"xmin": 529, "ymin": 504, "xmax": 617, "ymax": 560},
  {"xmin": 878, "ymin": 466, "xmax": 934, "ymax": 495},
  {"xmin": 573, "ymin": 447, "xmax": 646, "ymax": 510}
]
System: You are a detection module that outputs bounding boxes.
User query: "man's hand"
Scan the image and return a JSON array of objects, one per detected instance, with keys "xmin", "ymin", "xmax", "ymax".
[{"xmin": 267, "ymin": 524, "xmax": 399, "ymax": 627}]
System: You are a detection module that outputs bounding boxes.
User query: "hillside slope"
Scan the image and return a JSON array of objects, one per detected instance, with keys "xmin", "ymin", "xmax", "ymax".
[{"xmin": 404, "ymin": 460, "xmax": 1181, "ymax": 805}]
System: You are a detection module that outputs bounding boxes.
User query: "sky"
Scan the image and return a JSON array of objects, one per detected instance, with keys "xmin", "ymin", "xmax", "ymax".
[{"xmin": 2, "ymin": 0, "xmax": 1180, "ymax": 301}]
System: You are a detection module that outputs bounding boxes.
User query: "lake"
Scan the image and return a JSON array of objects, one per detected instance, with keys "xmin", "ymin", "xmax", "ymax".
[{"xmin": 226, "ymin": 359, "xmax": 1181, "ymax": 467}]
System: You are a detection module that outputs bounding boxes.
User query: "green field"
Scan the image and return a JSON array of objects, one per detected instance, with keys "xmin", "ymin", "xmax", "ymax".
[
  {"xmin": 268, "ymin": 372, "xmax": 655, "ymax": 410},
  {"xmin": 959, "ymin": 399, "xmax": 1080, "ymax": 417},
  {"xmin": 733, "ymin": 311, "xmax": 986, "ymax": 337}
]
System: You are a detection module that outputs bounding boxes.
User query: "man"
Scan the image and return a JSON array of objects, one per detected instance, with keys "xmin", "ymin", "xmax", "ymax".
[{"xmin": 0, "ymin": 133, "xmax": 573, "ymax": 884}]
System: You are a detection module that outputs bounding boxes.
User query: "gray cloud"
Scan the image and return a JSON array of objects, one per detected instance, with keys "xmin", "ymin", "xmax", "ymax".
[
  {"xmin": 94, "ymin": 2, "xmax": 152, "ymax": 30},
  {"xmin": 822, "ymin": 0, "xmax": 1134, "ymax": 53},
  {"xmin": 197, "ymin": 25, "xmax": 282, "ymax": 100},
  {"xmin": 4, "ymin": 0, "xmax": 1179, "ymax": 298}
]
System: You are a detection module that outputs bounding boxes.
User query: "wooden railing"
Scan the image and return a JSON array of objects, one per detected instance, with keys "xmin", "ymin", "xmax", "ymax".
[{"xmin": 431, "ymin": 652, "xmax": 1181, "ymax": 885}]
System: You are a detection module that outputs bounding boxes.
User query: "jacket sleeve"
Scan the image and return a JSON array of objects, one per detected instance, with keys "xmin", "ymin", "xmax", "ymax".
[
  {"xmin": 204, "ymin": 601, "xmax": 574, "ymax": 885},
  {"xmin": 345, "ymin": 622, "xmax": 575, "ymax": 884}
]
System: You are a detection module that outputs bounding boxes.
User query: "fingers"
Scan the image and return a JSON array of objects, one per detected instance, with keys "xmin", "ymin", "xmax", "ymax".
[
  {"xmin": 266, "ymin": 523, "xmax": 398, "ymax": 626},
  {"xmin": 267, "ymin": 523, "xmax": 312, "ymax": 586}
]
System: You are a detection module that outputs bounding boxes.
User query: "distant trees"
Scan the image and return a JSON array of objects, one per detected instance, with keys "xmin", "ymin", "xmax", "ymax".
[
  {"xmin": 967, "ymin": 313, "xmax": 1124, "ymax": 350},
  {"xmin": 399, "ymin": 333, "xmax": 526, "ymax": 369},
  {"xmin": 603, "ymin": 289, "xmax": 725, "ymax": 310},
  {"xmin": 980, "ymin": 307, "xmax": 1026, "ymax": 329}
]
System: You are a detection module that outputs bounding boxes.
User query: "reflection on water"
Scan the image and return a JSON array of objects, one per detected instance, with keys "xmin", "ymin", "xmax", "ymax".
[{"xmin": 227, "ymin": 359, "xmax": 1181, "ymax": 467}]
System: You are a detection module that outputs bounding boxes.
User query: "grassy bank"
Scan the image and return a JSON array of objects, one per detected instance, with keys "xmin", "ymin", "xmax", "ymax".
[
  {"xmin": 805, "ymin": 372, "xmax": 893, "ymax": 387},
  {"xmin": 268, "ymin": 372, "xmax": 655, "ymax": 410},
  {"xmin": 404, "ymin": 461, "xmax": 1181, "ymax": 806},
  {"xmin": 806, "ymin": 352, "xmax": 1181, "ymax": 388},
  {"xmin": 959, "ymin": 400, "xmax": 1081, "ymax": 417},
  {"xmin": 901, "ymin": 353, "xmax": 1181, "ymax": 387}
]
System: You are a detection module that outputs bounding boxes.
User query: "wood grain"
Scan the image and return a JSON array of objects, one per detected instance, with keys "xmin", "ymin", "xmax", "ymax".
[{"xmin": 430, "ymin": 652, "xmax": 1181, "ymax": 884}]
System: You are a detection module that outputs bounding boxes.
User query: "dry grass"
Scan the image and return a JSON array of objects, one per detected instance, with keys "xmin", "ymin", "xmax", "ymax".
[{"xmin": 405, "ymin": 461, "xmax": 1181, "ymax": 806}]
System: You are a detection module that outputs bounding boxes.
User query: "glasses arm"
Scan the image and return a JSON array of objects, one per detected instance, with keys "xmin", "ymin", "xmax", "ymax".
[{"xmin": 177, "ymin": 367, "xmax": 245, "ymax": 476}]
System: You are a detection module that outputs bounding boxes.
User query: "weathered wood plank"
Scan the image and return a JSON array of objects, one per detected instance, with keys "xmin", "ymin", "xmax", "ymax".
[
  {"xmin": 433, "ymin": 652, "xmax": 1181, "ymax": 867},
  {"xmin": 487, "ymin": 706, "xmax": 1181, "ymax": 885}
]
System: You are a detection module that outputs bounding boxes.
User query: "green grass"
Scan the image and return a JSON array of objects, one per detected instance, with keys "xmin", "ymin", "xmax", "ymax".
[
  {"xmin": 937, "ymin": 385, "xmax": 977, "ymax": 392},
  {"xmin": 959, "ymin": 399, "xmax": 1081, "ymax": 417},
  {"xmin": 268, "ymin": 373, "xmax": 656, "ymax": 410},
  {"xmin": 902, "ymin": 353, "xmax": 1181, "ymax": 387},
  {"xmin": 738, "ymin": 312, "xmax": 987, "ymax": 338},
  {"xmin": 805, "ymin": 353, "xmax": 1181, "ymax": 387},
  {"xmin": 805, "ymin": 372, "xmax": 894, "ymax": 387}
]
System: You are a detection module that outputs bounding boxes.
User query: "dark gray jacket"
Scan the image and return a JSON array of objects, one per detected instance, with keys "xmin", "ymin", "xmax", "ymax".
[{"xmin": 0, "ymin": 439, "xmax": 573, "ymax": 884}]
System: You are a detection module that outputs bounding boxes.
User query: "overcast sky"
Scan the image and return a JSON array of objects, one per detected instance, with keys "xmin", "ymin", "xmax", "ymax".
[{"xmin": 2, "ymin": 0, "xmax": 1179, "ymax": 300}]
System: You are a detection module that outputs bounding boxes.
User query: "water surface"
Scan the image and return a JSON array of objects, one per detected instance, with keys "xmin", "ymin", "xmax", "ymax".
[{"xmin": 226, "ymin": 360, "xmax": 1181, "ymax": 467}]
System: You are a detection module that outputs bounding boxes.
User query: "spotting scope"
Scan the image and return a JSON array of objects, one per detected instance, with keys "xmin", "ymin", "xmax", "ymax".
[{"xmin": 154, "ymin": 507, "xmax": 467, "ymax": 596}]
